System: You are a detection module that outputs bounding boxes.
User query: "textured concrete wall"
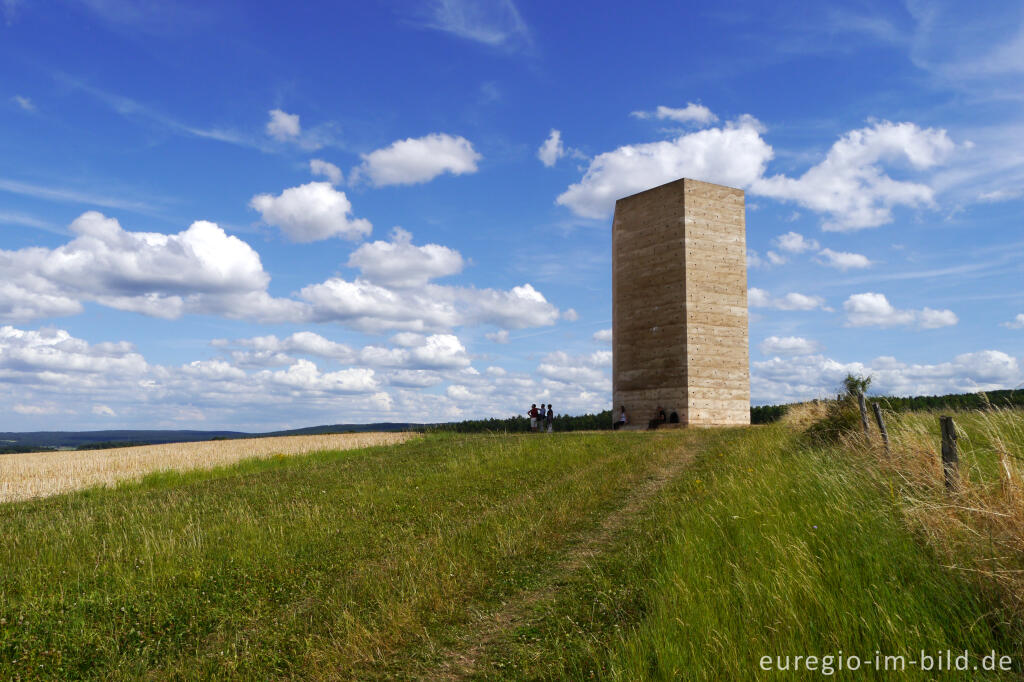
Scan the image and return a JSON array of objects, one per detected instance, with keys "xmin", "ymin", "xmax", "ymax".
[{"xmin": 612, "ymin": 178, "xmax": 749, "ymax": 427}]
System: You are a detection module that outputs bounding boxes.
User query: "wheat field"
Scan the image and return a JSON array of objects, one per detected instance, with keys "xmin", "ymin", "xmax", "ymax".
[{"xmin": 0, "ymin": 432, "xmax": 417, "ymax": 503}]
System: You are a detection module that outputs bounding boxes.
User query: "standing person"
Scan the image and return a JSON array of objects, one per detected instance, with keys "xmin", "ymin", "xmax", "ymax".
[
  {"xmin": 614, "ymin": 405, "xmax": 628, "ymax": 430},
  {"xmin": 546, "ymin": 404, "xmax": 554, "ymax": 433},
  {"xmin": 528, "ymin": 403, "xmax": 539, "ymax": 432}
]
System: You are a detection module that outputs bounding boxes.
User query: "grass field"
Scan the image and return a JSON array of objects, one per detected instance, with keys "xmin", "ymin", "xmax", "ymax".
[
  {"xmin": 1, "ymin": 411, "xmax": 1022, "ymax": 679},
  {"xmin": 0, "ymin": 432, "xmax": 415, "ymax": 503}
]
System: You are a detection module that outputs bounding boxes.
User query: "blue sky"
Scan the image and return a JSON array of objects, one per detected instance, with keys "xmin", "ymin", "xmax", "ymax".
[{"xmin": 1, "ymin": 0, "xmax": 1022, "ymax": 430}]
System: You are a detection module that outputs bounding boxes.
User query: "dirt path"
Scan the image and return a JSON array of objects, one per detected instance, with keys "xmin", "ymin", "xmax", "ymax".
[{"xmin": 429, "ymin": 435, "xmax": 699, "ymax": 680}]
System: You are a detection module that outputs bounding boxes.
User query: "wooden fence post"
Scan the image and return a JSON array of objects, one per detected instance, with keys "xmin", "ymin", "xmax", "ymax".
[
  {"xmin": 940, "ymin": 416, "xmax": 959, "ymax": 490},
  {"xmin": 857, "ymin": 392, "xmax": 871, "ymax": 440},
  {"xmin": 872, "ymin": 402, "xmax": 890, "ymax": 456}
]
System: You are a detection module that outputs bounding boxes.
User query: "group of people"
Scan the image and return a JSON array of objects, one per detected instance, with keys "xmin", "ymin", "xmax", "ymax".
[
  {"xmin": 614, "ymin": 405, "xmax": 679, "ymax": 430},
  {"xmin": 527, "ymin": 403, "xmax": 554, "ymax": 433}
]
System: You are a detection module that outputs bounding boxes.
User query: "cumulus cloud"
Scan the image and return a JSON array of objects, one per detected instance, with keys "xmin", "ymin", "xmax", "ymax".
[
  {"xmin": 347, "ymin": 227, "xmax": 463, "ymax": 287},
  {"xmin": 593, "ymin": 328, "xmax": 612, "ymax": 343},
  {"xmin": 817, "ymin": 248, "xmax": 872, "ymax": 270},
  {"xmin": 557, "ymin": 115, "xmax": 773, "ymax": 219},
  {"xmin": 263, "ymin": 360, "xmax": 378, "ymax": 393},
  {"xmin": 298, "ymin": 276, "xmax": 559, "ymax": 333},
  {"xmin": 353, "ymin": 133, "xmax": 482, "ymax": 186},
  {"xmin": 773, "ymin": 231, "xmax": 819, "ymax": 253},
  {"xmin": 559, "ymin": 117, "xmax": 955, "ymax": 230},
  {"xmin": 266, "ymin": 109, "xmax": 300, "ymax": 141},
  {"xmin": 843, "ymin": 292, "xmax": 957, "ymax": 329},
  {"xmin": 309, "ymin": 159, "xmax": 343, "ymax": 185},
  {"xmin": 361, "ymin": 334, "xmax": 471, "ymax": 370},
  {"xmin": 753, "ymin": 350, "xmax": 1022, "ymax": 405},
  {"xmin": 748, "ymin": 288, "xmax": 828, "ymax": 311},
  {"xmin": 250, "ymin": 182, "xmax": 372, "ymax": 243},
  {"xmin": 1002, "ymin": 314, "xmax": 1024, "ymax": 329},
  {"xmin": 630, "ymin": 103, "xmax": 717, "ymax": 126},
  {"xmin": 0, "ymin": 211, "xmax": 287, "ymax": 322},
  {"xmin": 759, "ymin": 335, "xmax": 823, "ymax": 356},
  {"xmin": 0, "ymin": 324, "xmax": 413, "ymax": 430},
  {"xmin": 0, "ymin": 325, "xmax": 147, "ymax": 375},
  {"xmin": 538, "ymin": 129, "xmax": 566, "ymax": 167},
  {"xmin": 536, "ymin": 350, "xmax": 612, "ymax": 392},
  {"xmin": 753, "ymin": 121, "xmax": 956, "ymax": 230},
  {"xmin": 216, "ymin": 332, "xmax": 355, "ymax": 366}
]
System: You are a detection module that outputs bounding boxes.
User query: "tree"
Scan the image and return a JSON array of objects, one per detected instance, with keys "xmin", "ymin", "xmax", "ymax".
[{"xmin": 842, "ymin": 373, "xmax": 872, "ymax": 398}]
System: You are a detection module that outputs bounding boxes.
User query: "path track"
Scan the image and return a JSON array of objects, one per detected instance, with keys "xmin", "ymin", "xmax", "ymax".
[{"xmin": 429, "ymin": 434, "xmax": 699, "ymax": 680}]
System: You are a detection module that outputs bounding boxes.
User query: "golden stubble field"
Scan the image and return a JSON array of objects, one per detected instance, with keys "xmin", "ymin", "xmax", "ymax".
[{"xmin": 0, "ymin": 432, "xmax": 417, "ymax": 503}]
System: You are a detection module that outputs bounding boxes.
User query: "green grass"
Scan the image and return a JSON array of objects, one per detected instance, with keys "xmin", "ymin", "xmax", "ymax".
[
  {"xmin": 0, "ymin": 432, "xmax": 682, "ymax": 679},
  {"xmin": 2, "ymin": 420, "xmax": 1022, "ymax": 680},
  {"xmin": 476, "ymin": 425, "xmax": 1022, "ymax": 680}
]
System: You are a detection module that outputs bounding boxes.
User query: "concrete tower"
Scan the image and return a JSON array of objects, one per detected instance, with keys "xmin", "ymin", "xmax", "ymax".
[{"xmin": 612, "ymin": 178, "xmax": 750, "ymax": 427}]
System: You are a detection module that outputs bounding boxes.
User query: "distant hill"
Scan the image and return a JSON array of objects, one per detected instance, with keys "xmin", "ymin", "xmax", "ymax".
[{"xmin": 0, "ymin": 423, "xmax": 425, "ymax": 450}]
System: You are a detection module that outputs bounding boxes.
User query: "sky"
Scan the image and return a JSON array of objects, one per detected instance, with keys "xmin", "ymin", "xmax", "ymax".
[{"xmin": 0, "ymin": 0, "xmax": 1022, "ymax": 431}]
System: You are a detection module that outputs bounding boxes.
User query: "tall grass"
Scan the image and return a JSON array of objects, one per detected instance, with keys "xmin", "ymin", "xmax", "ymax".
[
  {"xmin": 875, "ymin": 407, "xmax": 1024, "ymax": 615},
  {"xmin": 487, "ymin": 422, "xmax": 1023, "ymax": 680}
]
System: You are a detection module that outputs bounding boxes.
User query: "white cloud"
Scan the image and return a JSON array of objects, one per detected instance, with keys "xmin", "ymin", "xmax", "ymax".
[
  {"xmin": 746, "ymin": 249, "xmax": 766, "ymax": 268},
  {"xmin": 536, "ymin": 350, "xmax": 612, "ymax": 392},
  {"xmin": 219, "ymin": 332, "xmax": 355, "ymax": 364},
  {"xmin": 559, "ymin": 118, "xmax": 956, "ymax": 230},
  {"xmin": 630, "ymin": 103, "xmax": 718, "ymax": 126},
  {"xmin": 1002, "ymin": 314, "xmax": 1024, "ymax": 329},
  {"xmin": 0, "ymin": 211, "xmax": 280, "ymax": 322},
  {"xmin": 979, "ymin": 188, "xmax": 1024, "ymax": 202},
  {"xmin": 422, "ymin": 0, "xmax": 531, "ymax": 48},
  {"xmin": 759, "ymin": 335, "xmax": 823, "ymax": 356},
  {"xmin": 12, "ymin": 95, "xmax": 34, "ymax": 112},
  {"xmin": 266, "ymin": 109, "xmax": 301, "ymax": 141},
  {"xmin": 264, "ymin": 359, "xmax": 379, "ymax": 394},
  {"xmin": 390, "ymin": 332, "xmax": 425, "ymax": 348},
  {"xmin": 250, "ymin": 182, "xmax": 372, "ymax": 243},
  {"xmin": 92, "ymin": 404, "xmax": 117, "ymax": 417},
  {"xmin": 360, "ymin": 334, "xmax": 471, "ymax": 370},
  {"xmin": 298, "ymin": 275, "xmax": 559, "ymax": 333},
  {"xmin": 0, "ymin": 326, "xmax": 147, "ymax": 376},
  {"xmin": 561, "ymin": 308, "xmax": 579, "ymax": 321},
  {"xmin": 773, "ymin": 231, "xmax": 820, "ymax": 253},
  {"xmin": 12, "ymin": 403, "xmax": 57, "ymax": 415},
  {"xmin": 557, "ymin": 115, "xmax": 773, "ymax": 219},
  {"xmin": 752, "ymin": 350, "xmax": 1022, "ymax": 405},
  {"xmin": 753, "ymin": 121, "xmax": 956, "ymax": 230},
  {"xmin": 538, "ymin": 129, "xmax": 566, "ymax": 167},
  {"xmin": 486, "ymin": 329, "xmax": 510, "ymax": 343},
  {"xmin": 766, "ymin": 250, "xmax": 787, "ymax": 265},
  {"xmin": 593, "ymin": 328, "xmax": 612, "ymax": 343},
  {"xmin": 309, "ymin": 159, "xmax": 343, "ymax": 185},
  {"xmin": 843, "ymin": 292, "xmax": 958, "ymax": 329},
  {"xmin": 748, "ymin": 288, "xmax": 827, "ymax": 311},
  {"xmin": 354, "ymin": 133, "xmax": 482, "ymax": 186},
  {"xmin": 385, "ymin": 369, "xmax": 444, "ymax": 388},
  {"xmin": 347, "ymin": 227, "xmax": 463, "ymax": 287},
  {"xmin": 817, "ymin": 247, "xmax": 872, "ymax": 270}
]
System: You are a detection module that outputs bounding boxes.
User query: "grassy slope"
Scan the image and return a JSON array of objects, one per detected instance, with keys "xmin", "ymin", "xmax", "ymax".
[
  {"xmin": 478, "ymin": 425, "xmax": 1022, "ymax": 680},
  {"xmin": 0, "ymin": 433, "xmax": 682, "ymax": 679},
  {"xmin": 1, "ymin": 422, "xmax": 1021, "ymax": 680}
]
